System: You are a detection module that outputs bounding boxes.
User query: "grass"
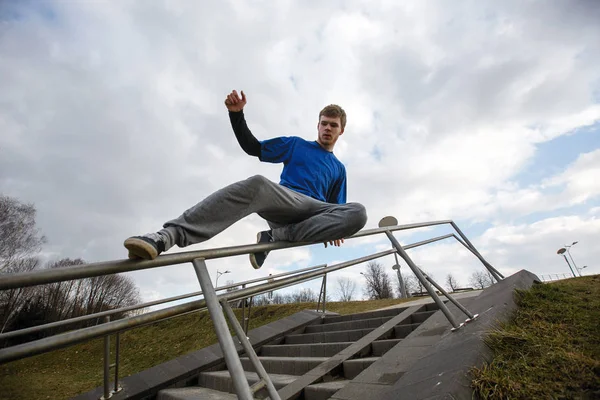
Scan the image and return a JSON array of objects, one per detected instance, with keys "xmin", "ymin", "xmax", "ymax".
[
  {"xmin": 471, "ymin": 274, "xmax": 600, "ymax": 400},
  {"xmin": 0, "ymin": 297, "xmax": 411, "ymax": 400}
]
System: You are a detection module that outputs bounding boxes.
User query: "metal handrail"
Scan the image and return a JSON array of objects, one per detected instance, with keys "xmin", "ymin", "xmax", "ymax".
[
  {"xmin": 0, "ymin": 263, "xmax": 328, "ymax": 340},
  {"xmin": 0, "ymin": 221, "xmax": 452, "ymax": 290},
  {"xmin": 0, "ymin": 219, "xmax": 501, "ymax": 366},
  {"xmin": 0, "ymin": 232, "xmax": 469, "ymax": 365},
  {"xmin": 0, "ymin": 247, "xmax": 391, "ymax": 364}
]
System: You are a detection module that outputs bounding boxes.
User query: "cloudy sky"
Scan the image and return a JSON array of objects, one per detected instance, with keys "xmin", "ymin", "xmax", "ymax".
[{"xmin": 1, "ymin": 1, "xmax": 599, "ymax": 307}]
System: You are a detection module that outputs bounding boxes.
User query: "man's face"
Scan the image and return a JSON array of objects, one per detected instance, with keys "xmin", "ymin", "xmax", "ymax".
[{"xmin": 317, "ymin": 115, "xmax": 344, "ymax": 149}]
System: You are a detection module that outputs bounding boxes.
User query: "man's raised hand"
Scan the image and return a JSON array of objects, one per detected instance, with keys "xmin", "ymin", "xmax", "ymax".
[{"xmin": 224, "ymin": 90, "xmax": 247, "ymax": 112}]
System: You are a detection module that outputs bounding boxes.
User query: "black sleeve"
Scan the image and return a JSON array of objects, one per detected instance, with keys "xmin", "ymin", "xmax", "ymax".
[{"xmin": 228, "ymin": 111, "xmax": 261, "ymax": 157}]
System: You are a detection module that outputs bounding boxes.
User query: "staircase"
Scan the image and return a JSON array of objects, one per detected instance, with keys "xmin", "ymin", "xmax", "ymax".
[{"xmin": 158, "ymin": 302, "xmax": 440, "ymax": 400}]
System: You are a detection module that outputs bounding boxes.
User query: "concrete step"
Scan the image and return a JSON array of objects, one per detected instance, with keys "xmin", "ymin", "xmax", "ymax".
[
  {"xmin": 285, "ymin": 327, "xmax": 394, "ymax": 344},
  {"xmin": 286, "ymin": 320, "xmax": 423, "ymax": 345},
  {"xmin": 260, "ymin": 338, "xmax": 400, "ymax": 358},
  {"xmin": 343, "ymin": 357, "xmax": 380, "ymax": 379},
  {"xmin": 304, "ymin": 316, "xmax": 394, "ymax": 334},
  {"xmin": 260, "ymin": 341, "xmax": 355, "ymax": 357},
  {"xmin": 158, "ymin": 386, "xmax": 236, "ymax": 400},
  {"xmin": 424, "ymin": 302, "xmax": 442, "ymax": 312},
  {"xmin": 198, "ymin": 370, "xmax": 348, "ymax": 400},
  {"xmin": 394, "ymin": 322, "xmax": 421, "ymax": 338},
  {"xmin": 198, "ymin": 370, "xmax": 296, "ymax": 394},
  {"xmin": 321, "ymin": 307, "xmax": 408, "ymax": 324},
  {"xmin": 304, "ymin": 379, "xmax": 349, "ymax": 400},
  {"xmin": 240, "ymin": 356, "xmax": 331, "ymax": 376},
  {"xmin": 371, "ymin": 338, "xmax": 402, "ymax": 356},
  {"xmin": 410, "ymin": 310, "xmax": 437, "ymax": 324}
]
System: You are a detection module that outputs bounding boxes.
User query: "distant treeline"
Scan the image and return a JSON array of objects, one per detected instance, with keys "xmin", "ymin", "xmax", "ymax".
[{"xmin": 1, "ymin": 195, "xmax": 141, "ymax": 346}]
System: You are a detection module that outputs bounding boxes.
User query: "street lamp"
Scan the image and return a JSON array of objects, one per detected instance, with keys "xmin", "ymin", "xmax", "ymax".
[
  {"xmin": 564, "ymin": 242, "xmax": 581, "ymax": 277},
  {"xmin": 215, "ymin": 269, "xmax": 230, "ymax": 287},
  {"xmin": 556, "ymin": 248, "xmax": 577, "ymax": 278},
  {"xmin": 392, "ymin": 253, "xmax": 407, "ymax": 298}
]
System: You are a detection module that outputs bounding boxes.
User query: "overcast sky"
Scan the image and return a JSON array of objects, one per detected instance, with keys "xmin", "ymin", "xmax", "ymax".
[{"xmin": 1, "ymin": 1, "xmax": 599, "ymax": 306}]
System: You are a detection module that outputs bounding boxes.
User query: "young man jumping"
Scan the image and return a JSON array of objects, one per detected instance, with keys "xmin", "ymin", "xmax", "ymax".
[{"xmin": 124, "ymin": 90, "xmax": 367, "ymax": 269}]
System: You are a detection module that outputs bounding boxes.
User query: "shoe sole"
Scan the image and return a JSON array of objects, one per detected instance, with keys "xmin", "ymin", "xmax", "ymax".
[
  {"xmin": 249, "ymin": 232, "xmax": 262, "ymax": 269},
  {"xmin": 124, "ymin": 238, "xmax": 158, "ymax": 260}
]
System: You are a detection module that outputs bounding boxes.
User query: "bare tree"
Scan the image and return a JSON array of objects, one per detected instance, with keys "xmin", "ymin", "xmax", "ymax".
[
  {"xmin": 401, "ymin": 275, "xmax": 417, "ymax": 298},
  {"xmin": 0, "ymin": 195, "xmax": 46, "ymax": 272},
  {"xmin": 335, "ymin": 277, "xmax": 356, "ymax": 302},
  {"xmin": 5, "ymin": 258, "xmax": 141, "ymax": 341},
  {"xmin": 288, "ymin": 288, "xmax": 317, "ymax": 303},
  {"xmin": 405, "ymin": 270, "xmax": 436, "ymax": 295},
  {"xmin": 469, "ymin": 270, "xmax": 493, "ymax": 290},
  {"xmin": 445, "ymin": 273, "xmax": 459, "ymax": 292},
  {"xmin": 0, "ymin": 196, "xmax": 46, "ymax": 333},
  {"xmin": 83, "ymin": 273, "xmax": 140, "ymax": 317},
  {"xmin": 270, "ymin": 293, "xmax": 286, "ymax": 304},
  {"xmin": 252, "ymin": 295, "xmax": 270, "ymax": 306},
  {"xmin": 36, "ymin": 258, "xmax": 86, "ymax": 323},
  {"xmin": 362, "ymin": 261, "xmax": 394, "ymax": 300},
  {"xmin": 0, "ymin": 196, "xmax": 143, "ymax": 339}
]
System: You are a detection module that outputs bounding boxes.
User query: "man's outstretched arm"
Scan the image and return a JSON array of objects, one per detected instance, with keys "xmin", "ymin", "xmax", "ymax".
[{"xmin": 225, "ymin": 90, "xmax": 261, "ymax": 157}]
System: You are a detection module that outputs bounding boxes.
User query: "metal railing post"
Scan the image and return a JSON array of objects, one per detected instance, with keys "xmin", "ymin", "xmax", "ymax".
[
  {"xmin": 244, "ymin": 296, "xmax": 253, "ymax": 335},
  {"xmin": 220, "ymin": 300, "xmax": 281, "ymax": 400},
  {"xmin": 101, "ymin": 316, "xmax": 112, "ymax": 400},
  {"xmin": 379, "ymin": 217, "xmax": 462, "ymax": 330},
  {"xmin": 191, "ymin": 258, "xmax": 253, "ymax": 400},
  {"xmin": 113, "ymin": 332, "xmax": 121, "ymax": 394},
  {"xmin": 322, "ymin": 273, "xmax": 327, "ymax": 313},
  {"xmin": 450, "ymin": 222, "xmax": 503, "ymax": 282},
  {"xmin": 419, "ymin": 269, "xmax": 478, "ymax": 323},
  {"xmin": 241, "ymin": 283, "xmax": 246, "ymax": 331},
  {"xmin": 316, "ymin": 276, "xmax": 325, "ymax": 313}
]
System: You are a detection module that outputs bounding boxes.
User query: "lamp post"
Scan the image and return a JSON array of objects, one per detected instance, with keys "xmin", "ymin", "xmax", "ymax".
[
  {"xmin": 564, "ymin": 242, "xmax": 581, "ymax": 276},
  {"xmin": 392, "ymin": 253, "xmax": 407, "ymax": 298},
  {"xmin": 215, "ymin": 269, "xmax": 230, "ymax": 287},
  {"xmin": 556, "ymin": 248, "xmax": 577, "ymax": 278}
]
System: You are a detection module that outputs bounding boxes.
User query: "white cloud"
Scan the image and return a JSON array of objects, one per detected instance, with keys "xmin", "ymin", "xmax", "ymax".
[
  {"xmin": 543, "ymin": 149, "xmax": 600, "ymax": 203},
  {"xmin": 1, "ymin": 1, "xmax": 599, "ymax": 304},
  {"xmin": 467, "ymin": 148, "xmax": 600, "ymax": 220},
  {"xmin": 479, "ymin": 213, "xmax": 600, "ymax": 277}
]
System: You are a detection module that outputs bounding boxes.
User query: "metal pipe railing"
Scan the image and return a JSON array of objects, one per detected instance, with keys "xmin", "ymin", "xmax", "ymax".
[
  {"xmin": 0, "ymin": 233, "xmax": 463, "ymax": 343},
  {"xmin": 0, "ymin": 226, "xmax": 498, "ymax": 365},
  {"xmin": 3, "ymin": 237, "xmax": 443, "ymax": 365},
  {"xmin": 0, "ymin": 221, "xmax": 452, "ymax": 291},
  {"xmin": 0, "ymin": 263, "xmax": 327, "ymax": 340}
]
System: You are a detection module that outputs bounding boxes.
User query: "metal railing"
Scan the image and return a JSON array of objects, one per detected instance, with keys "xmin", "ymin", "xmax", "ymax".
[
  {"xmin": 0, "ymin": 218, "xmax": 501, "ymax": 399},
  {"xmin": 539, "ymin": 273, "xmax": 572, "ymax": 282},
  {"xmin": 0, "ymin": 263, "xmax": 329, "ymax": 341}
]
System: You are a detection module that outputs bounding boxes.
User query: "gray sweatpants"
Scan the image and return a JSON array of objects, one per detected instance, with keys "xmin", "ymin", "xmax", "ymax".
[{"xmin": 162, "ymin": 175, "xmax": 368, "ymax": 248}]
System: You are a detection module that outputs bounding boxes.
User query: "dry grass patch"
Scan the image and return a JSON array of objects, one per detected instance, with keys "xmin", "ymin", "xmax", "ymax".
[{"xmin": 472, "ymin": 275, "xmax": 600, "ymax": 399}]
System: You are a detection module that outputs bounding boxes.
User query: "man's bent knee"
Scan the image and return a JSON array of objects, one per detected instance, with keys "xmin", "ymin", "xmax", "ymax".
[
  {"xmin": 245, "ymin": 174, "xmax": 270, "ymax": 188},
  {"xmin": 345, "ymin": 203, "xmax": 368, "ymax": 233}
]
